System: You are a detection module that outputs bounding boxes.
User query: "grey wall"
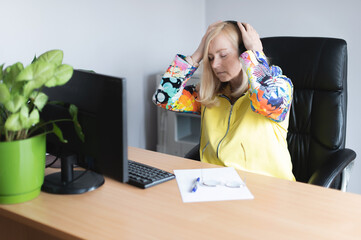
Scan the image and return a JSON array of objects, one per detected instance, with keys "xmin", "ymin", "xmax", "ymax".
[
  {"xmin": 205, "ymin": 0, "xmax": 361, "ymax": 194},
  {"xmin": 1, "ymin": 0, "xmax": 205, "ymax": 150}
]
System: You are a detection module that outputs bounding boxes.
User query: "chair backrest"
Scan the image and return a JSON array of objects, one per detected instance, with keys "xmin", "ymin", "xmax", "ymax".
[{"xmin": 262, "ymin": 37, "xmax": 348, "ymax": 185}]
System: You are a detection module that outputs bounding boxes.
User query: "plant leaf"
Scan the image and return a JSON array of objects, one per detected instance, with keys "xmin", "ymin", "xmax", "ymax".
[
  {"xmin": 4, "ymin": 94, "xmax": 26, "ymax": 113},
  {"xmin": 16, "ymin": 61, "xmax": 56, "ymax": 83},
  {"xmin": 3, "ymin": 62, "xmax": 24, "ymax": 85},
  {"xmin": 18, "ymin": 105, "xmax": 39, "ymax": 129},
  {"xmin": 37, "ymin": 50, "xmax": 63, "ymax": 66},
  {"xmin": 29, "ymin": 91, "xmax": 38, "ymax": 100},
  {"xmin": 23, "ymin": 81, "xmax": 39, "ymax": 98},
  {"xmin": 0, "ymin": 83, "xmax": 10, "ymax": 104},
  {"xmin": 69, "ymin": 104, "xmax": 85, "ymax": 142},
  {"xmin": 45, "ymin": 64, "xmax": 73, "ymax": 87},
  {"xmin": 28, "ymin": 108, "xmax": 40, "ymax": 126},
  {"xmin": 4, "ymin": 112, "xmax": 22, "ymax": 131},
  {"xmin": 31, "ymin": 55, "xmax": 37, "ymax": 63},
  {"xmin": 0, "ymin": 64, "xmax": 4, "ymax": 80},
  {"xmin": 33, "ymin": 92, "xmax": 48, "ymax": 111},
  {"xmin": 52, "ymin": 123, "xmax": 68, "ymax": 143},
  {"xmin": 69, "ymin": 104, "xmax": 78, "ymax": 117},
  {"xmin": 20, "ymin": 62, "xmax": 56, "ymax": 97},
  {"xmin": 19, "ymin": 105, "xmax": 29, "ymax": 126}
]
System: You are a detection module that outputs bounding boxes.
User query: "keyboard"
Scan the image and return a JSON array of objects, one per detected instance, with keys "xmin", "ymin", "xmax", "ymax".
[{"xmin": 127, "ymin": 160, "xmax": 175, "ymax": 189}]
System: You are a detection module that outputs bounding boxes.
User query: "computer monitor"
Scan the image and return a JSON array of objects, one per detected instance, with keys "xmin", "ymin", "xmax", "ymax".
[{"xmin": 41, "ymin": 70, "xmax": 128, "ymax": 194}]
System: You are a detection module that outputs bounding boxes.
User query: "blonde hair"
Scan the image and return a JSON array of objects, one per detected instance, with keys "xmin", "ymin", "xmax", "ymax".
[{"xmin": 198, "ymin": 21, "xmax": 247, "ymax": 107}]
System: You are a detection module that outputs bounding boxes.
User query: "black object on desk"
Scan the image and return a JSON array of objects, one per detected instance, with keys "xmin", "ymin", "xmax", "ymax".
[
  {"xmin": 42, "ymin": 70, "xmax": 128, "ymax": 195},
  {"xmin": 127, "ymin": 160, "xmax": 175, "ymax": 189}
]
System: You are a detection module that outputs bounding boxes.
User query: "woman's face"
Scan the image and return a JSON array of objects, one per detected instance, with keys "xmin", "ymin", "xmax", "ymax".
[{"xmin": 208, "ymin": 32, "xmax": 242, "ymax": 83}]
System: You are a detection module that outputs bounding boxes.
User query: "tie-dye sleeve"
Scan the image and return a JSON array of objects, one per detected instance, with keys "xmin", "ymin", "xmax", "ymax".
[
  {"xmin": 152, "ymin": 54, "xmax": 201, "ymax": 114},
  {"xmin": 240, "ymin": 50, "xmax": 293, "ymax": 122}
]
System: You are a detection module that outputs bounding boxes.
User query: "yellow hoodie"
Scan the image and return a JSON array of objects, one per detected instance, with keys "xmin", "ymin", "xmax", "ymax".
[
  {"xmin": 200, "ymin": 93, "xmax": 294, "ymax": 180},
  {"xmin": 153, "ymin": 50, "xmax": 295, "ymax": 181}
]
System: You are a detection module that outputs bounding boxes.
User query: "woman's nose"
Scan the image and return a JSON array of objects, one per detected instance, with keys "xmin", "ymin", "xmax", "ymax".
[{"xmin": 211, "ymin": 58, "xmax": 221, "ymax": 69}]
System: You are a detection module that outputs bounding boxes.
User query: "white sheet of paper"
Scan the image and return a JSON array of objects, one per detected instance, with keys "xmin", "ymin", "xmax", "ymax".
[{"xmin": 174, "ymin": 167, "xmax": 254, "ymax": 203}]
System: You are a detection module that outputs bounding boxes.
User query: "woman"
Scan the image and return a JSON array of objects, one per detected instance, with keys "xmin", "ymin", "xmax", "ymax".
[{"xmin": 153, "ymin": 21, "xmax": 295, "ymax": 181}]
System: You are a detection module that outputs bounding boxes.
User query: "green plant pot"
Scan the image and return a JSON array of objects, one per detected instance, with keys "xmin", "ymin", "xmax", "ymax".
[{"xmin": 0, "ymin": 134, "xmax": 46, "ymax": 204}]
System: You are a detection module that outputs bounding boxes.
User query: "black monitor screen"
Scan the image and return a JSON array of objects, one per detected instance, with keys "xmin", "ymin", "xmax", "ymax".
[{"xmin": 42, "ymin": 70, "xmax": 128, "ymax": 192}]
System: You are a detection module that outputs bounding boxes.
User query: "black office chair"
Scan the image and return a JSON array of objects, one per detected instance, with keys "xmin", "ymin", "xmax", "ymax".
[{"xmin": 185, "ymin": 37, "xmax": 357, "ymax": 190}]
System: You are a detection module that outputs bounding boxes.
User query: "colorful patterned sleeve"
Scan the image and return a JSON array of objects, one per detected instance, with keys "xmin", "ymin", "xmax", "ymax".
[
  {"xmin": 240, "ymin": 50, "xmax": 293, "ymax": 122},
  {"xmin": 152, "ymin": 54, "xmax": 201, "ymax": 114}
]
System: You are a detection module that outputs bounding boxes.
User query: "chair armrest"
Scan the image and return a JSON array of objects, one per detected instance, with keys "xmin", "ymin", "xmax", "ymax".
[
  {"xmin": 308, "ymin": 148, "xmax": 357, "ymax": 188},
  {"xmin": 184, "ymin": 144, "xmax": 200, "ymax": 161}
]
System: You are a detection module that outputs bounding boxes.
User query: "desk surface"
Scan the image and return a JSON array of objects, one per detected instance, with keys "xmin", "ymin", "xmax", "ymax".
[{"xmin": 1, "ymin": 147, "xmax": 361, "ymax": 240}]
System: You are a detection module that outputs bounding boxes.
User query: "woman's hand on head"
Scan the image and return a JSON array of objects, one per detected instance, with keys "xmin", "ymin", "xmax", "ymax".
[
  {"xmin": 238, "ymin": 22, "xmax": 263, "ymax": 52},
  {"xmin": 191, "ymin": 21, "xmax": 222, "ymax": 64}
]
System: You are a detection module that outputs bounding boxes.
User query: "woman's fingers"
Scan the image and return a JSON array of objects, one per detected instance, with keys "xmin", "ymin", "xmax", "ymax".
[
  {"xmin": 206, "ymin": 20, "xmax": 222, "ymax": 35},
  {"xmin": 238, "ymin": 22, "xmax": 246, "ymax": 32},
  {"xmin": 192, "ymin": 21, "xmax": 222, "ymax": 63},
  {"xmin": 238, "ymin": 22, "xmax": 263, "ymax": 52}
]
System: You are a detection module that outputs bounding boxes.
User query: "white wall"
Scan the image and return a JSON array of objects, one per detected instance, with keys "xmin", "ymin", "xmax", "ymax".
[
  {"xmin": 205, "ymin": 0, "xmax": 361, "ymax": 194},
  {"xmin": 1, "ymin": 0, "xmax": 205, "ymax": 150}
]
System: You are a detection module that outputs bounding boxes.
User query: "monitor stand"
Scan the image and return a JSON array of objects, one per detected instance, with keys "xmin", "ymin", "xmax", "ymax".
[{"xmin": 42, "ymin": 154, "xmax": 104, "ymax": 194}]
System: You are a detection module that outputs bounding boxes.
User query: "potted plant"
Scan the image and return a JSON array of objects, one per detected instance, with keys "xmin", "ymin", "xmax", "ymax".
[{"xmin": 0, "ymin": 49, "xmax": 82, "ymax": 204}]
